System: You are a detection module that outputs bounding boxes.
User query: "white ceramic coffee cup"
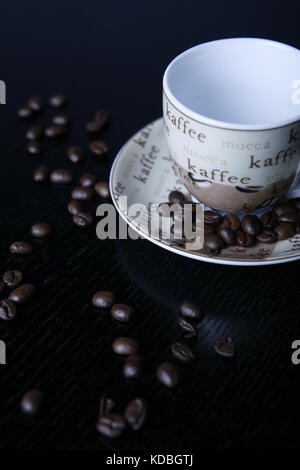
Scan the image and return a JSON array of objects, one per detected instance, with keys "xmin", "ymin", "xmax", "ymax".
[{"xmin": 163, "ymin": 38, "xmax": 300, "ymax": 213}]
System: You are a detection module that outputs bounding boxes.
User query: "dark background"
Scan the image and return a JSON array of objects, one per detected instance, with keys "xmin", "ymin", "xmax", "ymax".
[{"xmin": 0, "ymin": 0, "xmax": 300, "ymax": 451}]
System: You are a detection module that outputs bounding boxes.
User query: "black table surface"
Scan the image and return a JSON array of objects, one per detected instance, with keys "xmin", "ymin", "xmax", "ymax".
[{"xmin": 1, "ymin": 0, "xmax": 300, "ymax": 451}]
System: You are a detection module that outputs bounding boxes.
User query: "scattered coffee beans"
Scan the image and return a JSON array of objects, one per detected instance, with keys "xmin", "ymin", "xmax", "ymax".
[
  {"xmin": 220, "ymin": 213, "xmax": 240, "ymax": 231},
  {"xmin": 236, "ymin": 230, "xmax": 256, "ymax": 248},
  {"xmin": 67, "ymin": 146, "xmax": 84, "ymax": 164},
  {"xmin": 124, "ymin": 398, "xmax": 146, "ymax": 431},
  {"xmin": 72, "ymin": 212, "xmax": 94, "ymax": 228},
  {"xmin": 94, "ymin": 181, "xmax": 110, "ymax": 198},
  {"xmin": 204, "ymin": 210, "xmax": 221, "ymax": 225},
  {"xmin": 241, "ymin": 215, "xmax": 262, "ymax": 236},
  {"xmin": 111, "ymin": 304, "xmax": 134, "ymax": 322},
  {"xmin": 89, "ymin": 140, "xmax": 109, "ymax": 157},
  {"xmin": 94, "ymin": 109, "xmax": 110, "ymax": 128},
  {"xmin": 256, "ymin": 230, "xmax": 277, "ymax": 244},
  {"xmin": 27, "ymin": 96, "xmax": 44, "ymax": 113},
  {"xmin": 52, "ymin": 114, "xmax": 71, "ymax": 127},
  {"xmin": 214, "ymin": 336, "xmax": 235, "ymax": 358},
  {"xmin": 260, "ymin": 211, "xmax": 278, "ymax": 229},
  {"xmin": 10, "ymin": 241, "xmax": 33, "ymax": 255},
  {"xmin": 27, "ymin": 141, "xmax": 42, "ymax": 155},
  {"xmin": 80, "ymin": 174, "xmax": 95, "ymax": 188},
  {"xmin": 168, "ymin": 191, "xmax": 185, "ymax": 205},
  {"xmin": 68, "ymin": 200, "xmax": 82, "ymax": 215},
  {"xmin": 112, "ymin": 337, "xmax": 139, "ymax": 355},
  {"xmin": 45, "ymin": 125, "xmax": 68, "ymax": 139},
  {"xmin": 157, "ymin": 362, "xmax": 179, "ymax": 388},
  {"xmin": 171, "ymin": 342, "xmax": 195, "ymax": 363},
  {"xmin": 20, "ymin": 390, "xmax": 44, "ymax": 415},
  {"xmin": 278, "ymin": 212, "xmax": 300, "ymax": 224},
  {"xmin": 123, "ymin": 354, "xmax": 143, "ymax": 379},
  {"xmin": 33, "ymin": 166, "xmax": 49, "ymax": 183},
  {"xmin": 180, "ymin": 300, "xmax": 203, "ymax": 322},
  {"xmin": 31, "ymin": 223, "xmax": 52, "ymax": 238},
  {"xmin": 0, "ymin": 299, "xmax": 17, "ymax": 321},
  {"xmin": 50, "ymin": 92, "xmax": 67, "ymax": 108},
  {"xmin": 71, "ymin": 186, "xmax": 94, "ymax": 201},
  {"xmin": 3, "ymin": 270, "xmax": 23, "ymax": 288},
  {"xmin": 17, "ymin": 106, "xmax": 32, "ymax": 120},
  {"xmin": 178, "ymin": 317, "xmax": 198, "ymax": 338},
  {"xmin": 9, "ymin": 284, "xmax": 35, "ymax": 304},
  {"xmin": 96, "ymin": 413, "xmax": 126, "ymax": 438},
  {"xmin": 26, "ymin": 126, "xmax": 43, "ymax": 141},
  {"xmin": 50, "ymin": 169, "xmax": 73, "ymax": 184},
  {"xmin": 100, "ymin": 396, "xmax": 115, "ymax": 416},
  {"xmin": 92, "ymin": 291, "xmax": 116, "ymax": 309},
  {"xmin": 274, "ymin": 223, "xmax": 295, "ymax": 241},
  {"xmin": 86, "ymin": 120, "xmax": 103, "ymax": 133},
  {"xmin": 204, "ymin": 233, "xmax": 224, "ymax": 251},
  {"xmin": 218, "ymin": 226, "xmax": 236, "ymax": 246}
]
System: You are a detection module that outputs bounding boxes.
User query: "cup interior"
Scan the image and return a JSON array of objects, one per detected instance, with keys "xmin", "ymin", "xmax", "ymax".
[{"xmin": 164, "ymin": 38, "xmax": 300, "ymax": 129}]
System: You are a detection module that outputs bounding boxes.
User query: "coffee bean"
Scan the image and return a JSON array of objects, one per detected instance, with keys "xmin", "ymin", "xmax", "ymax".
[
  {"xmin": 27, "ymin": 96, "xmax": 44, "ymax": 112},
  {"xmin": 94, "ymin": 109, "xmax": 110, "ymax": 127},
  {"xmin": 94, "ymin": 181, "xmax": 110, "ymax": 199},
  {"xmin": 178, "ymin": 317, "xmax": 198, "ymax": 338},
  {"xmin": 157, "ymin": 362, "xmax": 178, "ymax": 388},
  {"xmin": 52, "ymin": 114, "xmax": 71, "ymax": 126},
  {"xmin": 31, "ymin": 223, "xmax": 52, "ymax": 238},
  {"xmin": 274, "ymin": 202, "xmax": 295, "ymax": 217},
  {"xmin": 50, "ymin": 169, "xmax": 73, "ymax": 184},
  {"xmin": 124, "ymin": 398, "xmax": 146, "ymax": 431},
  {"xmin": 256, "ymin": 230, "xmax": 277, "ymax": 244},
  {"xmin": 111, "ymin": 304, "xmax": 134, "ymax": 322},
  {"xmin": 71, "ymin": 186, "xmax": 94, "ymax": 201},
  {"xmin": 99, "ymin": 396, "xmax": 115, "ymax": 416},
  {"xmin": 179, "ymin": 300, "xmax": 203, "ymax": 322},
  {"xmin": 92, "ymin": 291, "xmax": 116, "ymax": 308},
  {"xmin": 236, "ymin": 230, "xmax": 256, "ymax": 248},
  {"xmin": 123, "ymin": 354, "xmax": 143, "ymax": 379},
  {"xmin": 0, "ymin": 281, "xmax": 4, "ymax": 294},
  {"xmin": 204, "ymin": 233, "xmax": 224, "ymax": 251},
  {"xmin": 67, "ymin": 146, "xmax": 84, "ymax": 164},
  {"xmin": 112, "ymin": 337, "xmax": 139, "ymax": 355},
  {"xmin": 96, "ymin": 413, "xmax": 126, "ymax": 438},
  {"xmin": 17, "ymin": 106, "xmax": 32, "ymax": 120},
  {"xmin": 67, "ymin": 200, "xmax": 82, "ymax": 215},
  {"xmin": 45, "ymin": 125, "xmax": 68, "ymax": 139},
  {"xmin": 220, "ymin": 213, "xmax": 240, "ymax": 231},
  {"xmin": 27, "ymin": 141, "xmax": 42, "ymax": 155},
  {"xmin": 10, "ymin": 241, "xmax": 33, "ymax": 255},
  {"xmin": 214, "ymin": 336, "xmax": 235, "ymax": 358},
  {"xmin": 72, "ymin": 212, "xmax": 94, "ymax": 228},
  {"xmin": 80, "ymin": 174, "xmax": 96, "ymax": 188},
  {"xmin": 274, "ymin": 223, "xmax": 295, "ymax": 241},
  {"xmin": 33, "ymin": 166, "xmax": 49, "ymax": 183},
  {"xmin": 260, "ymin": 211, "xmax": 278, "ymax": 229},
  {"xmin": 50, "ymin": 92, "xmax": 67, "ymax": 108},
  {"xmin": 218, "ymin": 226, "xmax": 236, "ymax": 246},
  {"xmin": 9, "ymin": 284, "xmax": 35, "ymax": 304},
  {"xmin": 204, "ymin": 210, "xmax": 221, "ymax": 225},
  {"xmin": 168, "ymin": 191, "xmax": 185, "ymax": 205},
  {"xmin": 278, "ymin": 212, "xmax": 300, "ymax": 224},
  {"xmin": 26, "ymin": 126, "xmax": 43, "ymax": 141},
  {"xmin": 3, "ymin": 270, "xmax": 23, "ymax": 288},
  {"xmin": 171, "ymin": 342, "xmax": 195, "ymax": 363},
  {"xmin": 89, "ymin": 140, "xmax": 109, "ymax": 157},
  {"xmin": 241, "ymin": 215, "xmax": 262, "ymax": 236},
  {"xmin": 21, "ymin": 390, "xmax": 44, "ymax": 415},
  {"xmin": 0, "ymin": 299, "xmax": 17, "ymax": 321},
  {"xmin": 86, "ymin": 121, "xmax": 103, "ymax": 133}
]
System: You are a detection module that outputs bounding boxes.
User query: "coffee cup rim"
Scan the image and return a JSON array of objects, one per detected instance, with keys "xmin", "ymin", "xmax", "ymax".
[{"xmin": 163, "ymin": 38, "xmax": 300, "ymax": 132}]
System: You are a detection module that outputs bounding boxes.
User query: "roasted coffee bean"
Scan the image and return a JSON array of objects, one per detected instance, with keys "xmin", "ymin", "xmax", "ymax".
[
  {"xmin": 33, "ymin": 165, "xmax": 49, "ymax": 183},
  {"xmin": 45, "ymin": 125, "xmax": 68, "ymax": 139},
  {"xmin": 274, "ymin": 202, "xmax": 295, "ymax": 217},
  {"xmin": 50, "ymin": 169, "xmax": 73, "ymax": 184},
  {"xmin": 17, "ymin": 106, "xmax": 32, "ymax": 120},
  {"xmin": 10, "ymin": 241, "xmax": 33, "ymax": 255},
  {"xmin": 168, "ymin": 191, "xmax": 185, "ymax": 205},
  {"xmin": 214, "ymin": 336, "xmax": 235, "ymax": 358},
  {"xmin": 111, "ymin": 304, "xmax": 134, "ymax": 322},
  {"xmin": 9, "ymin": 284, "xmax": 35, "ymax": 304},
  {"xmin": 204, "ymin": 233, "xmax": 224, "ymax": 251},
  {"xmin": 31, "ymin": 222, "xmax": 52, "ymax": 238},
  {"xmin": 26, "ymin": 126, "xmax": 43, "ymax": 141},
  {"xmin": 157, "ymin": 362, "xmax": 178, "ymax": 388},
  {"xmin": 20, "ymin": 390, "xmax": 44, "ymax": 415},
  {"xmin": 52, "ymin": 114, "xmax": 71, "ymax": 126},
  {"xmin": 278, "ymin": 212, "xmax": 300, "ymax": 224},
  {"xmin": 3, "ymin": 270, "xmax": 23, "ymax": 288},
  {"xmin": 123, "ymin": 354, "xmax": 143, "ymax": 379},
  {"xmin": 171, "ymin": 342, "xmax": 195, "ymax": 363},
  {"xmin": 50, "ymin": 92, "xmax": 67, "ymax": 108},
  {"xmin": 112, "ymin": 337, "xmax": 139, "ymax": 355},
  {"xmin": 92, "ymin": 291, "xmax": 116, "ymax": 308},
  {"xmin": 220, "ymin": 213, "xmax": 240, "ymax": 231},
  {"xmin": 71, "ymin": 186, "xmax": 94, "ymax": 201},
  {"xmin": 256, "ymin": 230, "xmax": 277, "ymax": 244},
  {"xmin": 0, "ymin": 281, "xmax": 4, "ymax": 294},
  {"xmin": 27, "ymin": 96, "xmax": 44, "ymax": 112},
  {"xmin": 204, "ymin": 210, "xmax": 221, "ymax": 225},
  {"xmin": 0, "ymin": 299, "xmax": 17, "ymax": 321},
  {"xmin": 94, "ymin": 109, "xmax": 110, "ymax": 127},
  {"xmin": 67, "ymin": 200, "xmax": 82, "ymax": 215},
  {"xmin": 292, "ymin": 198, "xmax": 300, "ymax": 210},
  {"xmin": 179, "ymin": 300, "xmax": 203, "ymax": 322},
  {"xmin": 86, "ymin": 120, "xmax": 103, "ymax": 133},
  {"xmin": 241, "ymin": 215, "xmax": 262, "ymax": 236},
  {"xmin": 178, "ymin": 317, "xmax": 198, "ymax": 338},
  {"xmin": 94, "ymin": 181, "xmax": 110, "ymax": 198},
  {"xmin": 124, "ymin": 398, "xmax": 146, "ymax": 431},
  {"xmin": 274, "ymin": 223, "xmax": 295, "ymax": 241},
  {"xmin": 99, "ymin": 396, "xmax": 115, "ymax": 416},
  {"xmin": 27, "ymin": 141, "xmax": 42, "ymax": 155},
  {"xmin": 72, "ymin": 212, "xmax": 94, "ymax": 228},
  {"xmin": 80, "ymin": 173, "xmax": 96, "ymax": 188},
  {"xmin": 89, "ymin": 140, "xmax": 109, "ymax": 157},
  {"xmin": 260, "ymin": 211, "xmax": 278, "ymax": 229},
  {"xmin": 236, "ymin": 230, "xmax": 256, "ymax": 248},
  {"xmin": 67, "ymin": 146, "xmax": 84, "ymax": 164},
  {"xmin": 96, "ymin": 413, "xmax": 126, "ymax": 438},
  {"xmin": 218, "ymin": 226, "xmax": 236, "ymax": 246}
]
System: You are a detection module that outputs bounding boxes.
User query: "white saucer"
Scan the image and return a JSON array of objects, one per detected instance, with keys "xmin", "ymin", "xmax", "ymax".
[{"xmin": 110, "ymin": 118, "xmax": 300, "ymax": 266}]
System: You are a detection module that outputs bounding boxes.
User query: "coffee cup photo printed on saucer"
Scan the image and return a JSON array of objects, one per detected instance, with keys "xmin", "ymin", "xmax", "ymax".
[{"xmin": 109, "ymin": 118, "xmax": 300, "ymax": 266}]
